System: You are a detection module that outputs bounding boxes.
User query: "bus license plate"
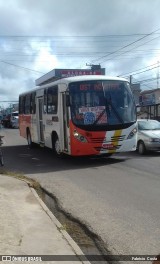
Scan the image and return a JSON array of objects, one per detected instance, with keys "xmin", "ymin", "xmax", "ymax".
[{"xmin": 102, "ymin": 143, "xmax": 114, "ymax": 149}]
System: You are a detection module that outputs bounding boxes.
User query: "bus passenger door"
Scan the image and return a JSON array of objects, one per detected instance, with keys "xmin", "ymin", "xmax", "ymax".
[
  {"xmin": 61, "ymin": 92, "xmax": 70, "ymax": 153},
  {"xmin": 37, "ymin": 97, "xmax": 44, "ymax": 144}
]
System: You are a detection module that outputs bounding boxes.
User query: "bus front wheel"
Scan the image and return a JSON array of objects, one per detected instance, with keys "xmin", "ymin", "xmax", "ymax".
[{"xmin": 52, "ymin": 135, "xmax": 63, "ymax": 157}]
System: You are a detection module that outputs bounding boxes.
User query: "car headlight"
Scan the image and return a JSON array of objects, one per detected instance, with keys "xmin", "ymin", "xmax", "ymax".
[
  {"xmin": 127, "ymin": 127, "xmax": 137, "ymax": 139},
  {"xmin": 73, "ymin": 130, "xmax": 88, "ymax": 143},
  {"xmin": 149, "ymin": 138, "xmax": 160, "ymax": 142}
]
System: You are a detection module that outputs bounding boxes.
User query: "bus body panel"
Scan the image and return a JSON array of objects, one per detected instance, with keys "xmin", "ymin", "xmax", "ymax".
[
  {"xmin": 19, "ymin": 115, "xmax": 31, "ymax": 139},
  {"xmin": 69, "ymin": 121, "xmax": 136, "ymax": 156}
]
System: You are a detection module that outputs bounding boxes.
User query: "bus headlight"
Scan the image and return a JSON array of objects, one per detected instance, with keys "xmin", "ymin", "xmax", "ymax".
[
  {"xmin": 73, "ymin": 130, "xmax": 88, "ymax": 143},
  {"xmin": 127, "ymin": 128, "xmax": 137, "ymax": 139}
]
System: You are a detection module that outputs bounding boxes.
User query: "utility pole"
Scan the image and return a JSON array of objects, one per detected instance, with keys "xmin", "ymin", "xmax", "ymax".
[
  {"xmin": 157, "ymin": 61, "xmax": 159, "ymax": 89},
  {"xmin": 130, "ymin": 75, "xmax": 132, "ymax": 85},
  {"xmin": 86, "ymin": 63, "xmax": 105, "ymax": 75}
]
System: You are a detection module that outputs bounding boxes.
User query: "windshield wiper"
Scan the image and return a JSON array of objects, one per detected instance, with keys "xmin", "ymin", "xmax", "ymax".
[
  {"xmin": 93, "ymin": 108, "xmax": 106, "ymax": 125},
  {"xmin": 93, "ymin": 97, "xmax": 124, "ymax": 125}
]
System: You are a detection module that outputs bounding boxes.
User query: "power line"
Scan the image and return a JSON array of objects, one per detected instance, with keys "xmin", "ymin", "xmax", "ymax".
[
  {"xmin": 91, "ymin": 28, "xmax": 160, "ymax": 64},
  {"xmin": 122, "ymin": 66, "xmax": 159, "ymax": 78},
  {"xmin": 118, "ymin": 62, "xmax": 159, "ymax": 77},
  {"xmin": 2, "ymin": 53, "xmax": 160, "ymax": 60},
  {"xmin": 1, "ymin": 32, "xmax": 160, "ymax": 76},
  {"xmin": 132, "ymin": 76, "xmax": 151, "ymax": 89},
  {"xmin": 1, "ymin": 33, "xmax": 160, "ymax": 64},
  {"xmin": 133, "ymin": 76, "xmax": 160, "ymax": 84},
  {"xmin": 2, "ymin": 48, "xmax": 160, "ymax": 55},
  {"xmin": 0, "ymin": 60, "xmax": 45, "ymax": 74},
  {"xmin": 0, "ymin": 34, "xmax": 156, "ymax": 38},
  {"xmin": 132, "ymin": 65, "xmax": 159, "ymax": 75},
  {"xmin": 100, "ymin": 34, "xmax": 160, "ymax": 64}
]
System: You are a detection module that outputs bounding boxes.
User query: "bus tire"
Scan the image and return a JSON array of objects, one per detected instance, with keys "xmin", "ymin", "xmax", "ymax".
[
  {"xmin": 52, "ymin": 134, "xmax": 63, "ymax": 157},
  {"xmin": 27, "ymin": 130, "xmax": 34, "ymax": 148}
]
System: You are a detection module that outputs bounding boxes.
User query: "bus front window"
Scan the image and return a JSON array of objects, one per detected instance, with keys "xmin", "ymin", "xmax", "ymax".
[
  {"xmin": 69, "ymin": 80, "xmax": 136, "ymax": 128},
  {"xmin": 103, "ymin": 81, "xmax": 136, "ymax": 124}
]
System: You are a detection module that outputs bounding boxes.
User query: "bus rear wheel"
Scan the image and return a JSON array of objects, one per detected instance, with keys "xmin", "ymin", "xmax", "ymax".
[{"xmin": 27, "ymin": 130, "xmax": 34, "ymax": 148}]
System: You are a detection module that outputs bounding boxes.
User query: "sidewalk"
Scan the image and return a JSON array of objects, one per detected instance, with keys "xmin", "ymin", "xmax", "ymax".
[{"xmin": 0, "ymin": 174, "xmax": 90, "ymax": 264}]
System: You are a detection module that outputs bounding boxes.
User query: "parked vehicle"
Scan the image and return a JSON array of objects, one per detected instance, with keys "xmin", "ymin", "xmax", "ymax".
[
  {"xmin": 10, "ymin": 111, "xmax": 19, "ymax": 128},
  {"xmin": 0, "ymin": 135, "xmax": 4, "ymax": 166},
  {"xmin": 0, "ymin": 115, "xmax": 3, "ymax": 126},
  {"xmin": 2, "ymin": 114, "xmax": 10, "ymax": 128},
  {"xmin": 137, "ymin": 119, "xmax": 160, "ymax": 154},
  {"xmin": 2, "ymin": 111, "xmax": 19, "ymax": 128}
]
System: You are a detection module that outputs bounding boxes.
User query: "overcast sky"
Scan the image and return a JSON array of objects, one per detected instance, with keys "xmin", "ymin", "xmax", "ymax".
[{"xmin": 1, "ymin": 0, "xmax": 160, "ymax": 108}]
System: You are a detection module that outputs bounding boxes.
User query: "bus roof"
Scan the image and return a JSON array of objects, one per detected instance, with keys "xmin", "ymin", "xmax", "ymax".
[
  {"xmin": 19, "ymin": 75, "xmax": 128, "ymax": 96},
  {"xmin": 39, "ymin": 75, "xmax": 128, "ymax": 90},
  {"xmin": 56, "ymin": 75, "xmax": 127, "ymax": 83}
]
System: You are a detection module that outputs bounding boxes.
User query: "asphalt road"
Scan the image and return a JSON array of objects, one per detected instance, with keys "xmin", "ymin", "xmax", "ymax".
[{"xmin": 1, "ymin": 128, "xmax": 160, "ymax": 257}]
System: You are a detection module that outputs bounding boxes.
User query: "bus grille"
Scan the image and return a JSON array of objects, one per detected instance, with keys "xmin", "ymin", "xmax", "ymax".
[{"xmin": 90, "ymin": 135, "xmax": 125, "ymax": 143}]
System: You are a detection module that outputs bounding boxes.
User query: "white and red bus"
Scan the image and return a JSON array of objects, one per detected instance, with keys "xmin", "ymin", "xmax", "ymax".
[{"xmin": 19, "ymin": 73, "xmax": 137, "ymax": 157}]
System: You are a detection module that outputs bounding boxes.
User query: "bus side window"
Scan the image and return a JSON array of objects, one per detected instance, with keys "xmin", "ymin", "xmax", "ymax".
[
  {"xmin": 25, "ymin": 94, "xmax": 31, "ymax": 114},
  {"xmin": 19, "ymin": 96, "xmax": 25, "ymax": 114},
  {"xmin": 30, "ymin": 92, "xmax": 36, "ymax": 114},
  {"xmin": 47, "ymin": 86, "xmax": 58, "ymax": 114},
  {"xmin": 44, "ymin": 89, "xmax": 47, "ymax": 113}
]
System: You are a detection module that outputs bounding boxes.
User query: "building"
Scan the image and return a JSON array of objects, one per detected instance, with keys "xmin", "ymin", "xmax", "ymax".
[
  {"xmin": 131, "ymin": 83, "xmax": 141, "ymax": 106},
  {"xmin": 139, "ymin": 88, "xmax": 160, "ymax": 105},
  {"xmin": 138, "ymin": 88, "xmax": 160, "ymax": 120},
  {"xmin": 35, "ymin": 67, "xmax": 105, "ymax": 86}
]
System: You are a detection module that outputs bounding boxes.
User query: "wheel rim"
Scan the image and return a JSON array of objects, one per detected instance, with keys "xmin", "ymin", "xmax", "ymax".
[
  {"xmin": 27, "ymin": 133, "xmax": 32, "ymax": 145},
  {"xmin": 55, "ymin": 139, "xmax": 61, "ymax": 155}
]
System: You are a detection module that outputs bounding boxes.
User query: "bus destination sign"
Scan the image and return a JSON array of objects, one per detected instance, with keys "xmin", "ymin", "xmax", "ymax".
[{"xmin": 60, "ymin": 69, "xmax": 103, "ymax": 78}]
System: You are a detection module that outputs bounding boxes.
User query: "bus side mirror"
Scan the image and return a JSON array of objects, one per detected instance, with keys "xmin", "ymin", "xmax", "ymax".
[{"xmin": 66, "ymin": 94, "xmax": 70, "ymax": 106}]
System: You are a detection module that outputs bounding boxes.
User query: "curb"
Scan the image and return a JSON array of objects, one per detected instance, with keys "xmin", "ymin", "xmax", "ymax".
[{"xmin": 30, "ymin": 187, "xmax": 91, "ymax": 264}]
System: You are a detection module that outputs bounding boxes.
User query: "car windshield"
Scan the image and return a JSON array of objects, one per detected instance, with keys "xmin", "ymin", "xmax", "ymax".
[
  {"xmin": 138, "ymin": 120, "xmax": 160, "ymax": 130},
  {"xmin": 69, "ymin": 80, "xmax": 136, "ymax": 127},
  {"xmin": 12, "ymin": 112, "xmax": 18, "ymax": 117}
]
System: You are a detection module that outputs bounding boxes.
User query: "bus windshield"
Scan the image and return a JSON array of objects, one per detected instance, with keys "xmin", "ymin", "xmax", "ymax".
[{"xmin": 69, "ymin": 80, "xmax": 136, "ymax": 127}]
